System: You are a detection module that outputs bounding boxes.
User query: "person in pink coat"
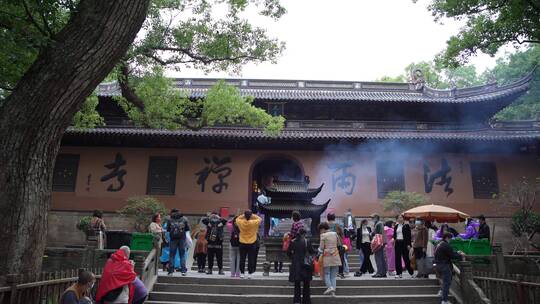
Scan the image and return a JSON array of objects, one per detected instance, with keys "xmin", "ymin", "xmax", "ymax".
[{"xmin": 384, "ymin": 221, "xmax": 396, "ymax": 275}]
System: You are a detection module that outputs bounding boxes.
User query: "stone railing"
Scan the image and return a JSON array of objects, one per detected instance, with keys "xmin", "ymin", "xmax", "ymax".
[
  {"xmin": 473, "ymin": 272, "xmax": 540, "ymax": 303},
  {"xmin": 0, "ymin": 267, "xmax": 103, "ymax": 304},
  {"xmin": 463, "ymin": 243, "xmax": 540, "ymax": 276},
  {"xmin": 41, "ymin": 245, "xmax": 159, "ymax": 290},
  {"xmin": 450, "ymin": 243, "xmax": 540, "ymax": 303},
  {"xmin": 134, "ymin": 247, "xmax": 160, "ymax": 290},
  {"xmin": 450, "ymin": 261, "xmax": 491, "ymax": 304}
]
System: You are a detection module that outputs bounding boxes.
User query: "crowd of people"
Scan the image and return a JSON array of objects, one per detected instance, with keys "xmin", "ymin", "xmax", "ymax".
[{"xmin": 64, "ymin": 209, "xmax": 488, "ymax": 304}]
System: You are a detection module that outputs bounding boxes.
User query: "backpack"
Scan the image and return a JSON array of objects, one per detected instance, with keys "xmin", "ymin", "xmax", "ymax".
[
  {"xmin": 230, "ymin": 223, "xmax": 240, "ymax": 247},
  {"xmin": 169, "ymin": 218, "xmax": 186, "ymax": 240},
  {"xmin": 207, "ymin": 218, "xmax": 224, "ymax": 243}
]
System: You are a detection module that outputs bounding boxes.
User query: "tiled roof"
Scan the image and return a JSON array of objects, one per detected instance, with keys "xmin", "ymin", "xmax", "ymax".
[
  {"xmin": 259, "ymin": 200, "xmax": 330, "ymax": 214},
  {"xmin": 266, "ymin": 181, "xmax": 323, "ymax": 194},
  {"xmin": 64, "ymin": 126, "xmax": 540, "ymax": 142},
  {"xmin": 96, "ymin": 70, "xmax": 533, "ymax": 104}
]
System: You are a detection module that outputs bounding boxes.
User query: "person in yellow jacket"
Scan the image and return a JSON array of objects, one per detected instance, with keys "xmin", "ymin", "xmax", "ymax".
[{"xmin": 235, "ymin": 210, "xmax": 262, "ymax": 279}]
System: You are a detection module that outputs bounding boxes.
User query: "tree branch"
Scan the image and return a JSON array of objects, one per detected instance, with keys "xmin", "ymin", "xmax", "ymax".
[
  {"xmin": 0, "ymin": 85, "xmax": 13, "ymax": 91},
  {"xmin": 148, "ymin": 46, "xmax": 258, "ymax": 65},
  {"xmin": 526, "ymin": 0, "xmax": 540, "ymax": 13},
  {"xmin": 517, "ymin": 39, "xmax": 540, "ymax": 44},
  {"xmin": 21, "ymin": 0, "xmax": 48, "ymax": 37},
  {"xmin": 118, "ymin": 63, "xmax": 146, "ymax": 111},
  {"xmin": 35, "ymin": 0, "xmax": 54, "ymax": 37}
]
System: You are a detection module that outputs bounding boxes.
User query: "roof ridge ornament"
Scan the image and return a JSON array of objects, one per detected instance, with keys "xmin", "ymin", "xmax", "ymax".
[{"xmin": 410, "ymin": 68, "xmax": 425, "ymax": 91}]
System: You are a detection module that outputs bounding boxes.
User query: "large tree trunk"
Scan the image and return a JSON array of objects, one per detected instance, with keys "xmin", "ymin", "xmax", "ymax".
[{"xmin": 0, "ymin": 0, "xmax": 149, "ymax": 276}]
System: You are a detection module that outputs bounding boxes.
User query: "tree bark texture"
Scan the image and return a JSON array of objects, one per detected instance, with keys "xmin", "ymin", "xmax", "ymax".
[{"xmin": 0, "ymin": 0, "xmax": 149, "ymax": 276}]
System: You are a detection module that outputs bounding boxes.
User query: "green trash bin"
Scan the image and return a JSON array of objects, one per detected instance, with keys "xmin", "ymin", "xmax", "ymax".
[
  {"xmin": 467, "ymin": 239, "xmax": 492, "ymax": 255},
  {"xmin": 449, "ymin": 238, "xmax": 465, "ymax": 253},
  {"xmin": 130, "ymin": 233, "xmax": 154, "ymax": 251}
]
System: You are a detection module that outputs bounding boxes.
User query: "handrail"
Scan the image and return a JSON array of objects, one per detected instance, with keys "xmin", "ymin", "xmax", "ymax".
[
  {"xmin": 453, "ymin": 263, "xmax": 461, "ymax": 275},
  {"xmin": 474, "ymin": 276, "xmax": 540, "ymax": 287},
  {"xmin": 466, "ymin": 279, "xmax": 491, "ymax": 304},
  {"xmin": 137, "ymin": 247, "xmax": 159, "ymax": 292},
  {"xmin": 0, "ymin": 268, "xmax": 103, "ymax": 304},
  {"xmin": 15, "ymin": 274, "xmax": 103, "ymax": 290},
  {"xmin": 143, "ymin": 247, "xmax": 156, "ymax": 270}
]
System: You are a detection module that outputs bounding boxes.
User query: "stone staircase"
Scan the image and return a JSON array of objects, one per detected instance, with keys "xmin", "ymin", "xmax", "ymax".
[
  {"xmin": 150, "ymin": 231, "xmax": 446, "ymax": 304},
  {"xmin": 146, "ymin": 275, "xmax": 444, "ymax": 304}
]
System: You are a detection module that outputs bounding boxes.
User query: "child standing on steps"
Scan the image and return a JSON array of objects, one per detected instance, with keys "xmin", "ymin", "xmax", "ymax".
[
  {"xmin": 227, "ymin": 214, "xmax": 241, "ymax": 277},
  {"xmin": 192, "ymin": 225, "xmax": 208, "ymax": 273}
]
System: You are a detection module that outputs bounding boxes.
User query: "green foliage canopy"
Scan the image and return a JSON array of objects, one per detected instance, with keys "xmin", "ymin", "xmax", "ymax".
[
  {"xmin": 383, "ymin": 191, "xmax": 427, "ymax": 215},
  {"xmin": 116, "ymin": 70, "xmax": 284, "ymax": 135},
  {"xmin": 418, "ymin": 0, "xmax": 540, "ymax": 67},
  {"xmin": 377, "ymin": 46, "xmax": 540, "ymax": 120},
  {"xmin": 0, "ymin": 0, "xmax": 286, "ymax": 133},
  {"xmin": 491, "ymin": 46, "xmax": 540, "ymax": 120},
  {"xmin": 377, "ymin": 61, "xmax": 483, "ymax": 89}
]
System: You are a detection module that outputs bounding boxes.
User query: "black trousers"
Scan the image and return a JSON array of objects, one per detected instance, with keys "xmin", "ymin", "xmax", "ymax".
[
  {"xmin": 395, "ymin": 240, "xmax": 414, "ymax": 275},
  {"xmin": 360, "ymin": 242, "xmax": 374, "ymax": 273},
  {"xmin": 293, "ymin": 280, "xmax": 311, "ymax": 304},
  {"xmin": 338, "ymin": 249, "xmax": 345, "ymax": 274},
  {"xmin": 239, "ymin": 243, "xmax": 257, "ymax": 274},
  {"xmin": 195, "ymin": 253, "xmax": 206, "ymax": 270},
  {"xmin": 274, "ymin": 261, "xmax": 283, "ymax": 271},
  {"xmin": 207, "ymin": 247, "xmax": 223, "ymax": 271}
]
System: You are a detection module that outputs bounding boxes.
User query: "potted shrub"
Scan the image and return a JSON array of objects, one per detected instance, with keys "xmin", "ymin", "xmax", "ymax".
[
  {"xmin": 76, "ymin": 216, "xmax": 96, "ymax": 244},
  {"xmin": 118, "ymin": 196, "xmax": 168, "ymax": 232}
]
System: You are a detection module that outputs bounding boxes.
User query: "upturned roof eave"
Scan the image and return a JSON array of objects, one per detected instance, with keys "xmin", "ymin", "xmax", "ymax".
[{"xmin": 95, "ymin": 69, "xmax": 534, "ymax": 104}]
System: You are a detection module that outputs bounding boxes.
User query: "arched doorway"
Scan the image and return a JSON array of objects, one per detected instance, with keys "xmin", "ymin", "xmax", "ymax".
[{"xmin": 249, "ymin": 155, "xmax": 304, "ymax": 211}]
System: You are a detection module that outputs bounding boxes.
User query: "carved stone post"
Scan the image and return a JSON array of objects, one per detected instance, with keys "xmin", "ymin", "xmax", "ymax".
[
  {"xmin": 458, "ymin": 261, "xmax": 474, "ymax": 304},
  {"xmin": 262, "ymin": 262, "xmax": 270, "ymax": 276},
  {"xmin": 134, "ymin": 255, "xmax": 145, "ymax": 278},
  {"xmin": 492, "ymin": 243, "xmax": 505, "ymax": 274}
]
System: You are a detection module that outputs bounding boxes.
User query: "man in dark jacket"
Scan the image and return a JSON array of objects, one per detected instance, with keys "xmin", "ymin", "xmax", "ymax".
[
  {"xmin": 393, "ymin": 214, "xmax": 414, "ymax": 278},
  {"xmin": 477, "ymin": 215, "xmax": 490, "ymax": 240},
  {"xmin": 166, "ymin": 210, "xmax": 190, "ymax": 275},
  {"xmin": 434, "ymin": 232, "xmax": 465, "ymax": 304},
  {"xmin": 287, "ymin": 228, "xmax": 315, "ymax": 304},
  {"xmin": 203, "ymin": 211, "xmax": 227, "ymax": 275}
]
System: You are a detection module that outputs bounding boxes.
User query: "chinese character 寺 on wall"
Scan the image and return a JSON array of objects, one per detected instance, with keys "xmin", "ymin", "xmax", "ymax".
[{"xmin": 100, "ymin": 153, "xmax": 127, "ymax": 192}]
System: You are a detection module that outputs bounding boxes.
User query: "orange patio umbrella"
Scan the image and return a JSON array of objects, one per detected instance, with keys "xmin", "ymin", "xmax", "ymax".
[{"xmin": 402, "ymin": 204, "xmax": 469, "ymax": 223}]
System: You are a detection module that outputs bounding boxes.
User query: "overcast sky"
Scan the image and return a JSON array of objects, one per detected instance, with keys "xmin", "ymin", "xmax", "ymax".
[{"xmin": 172, "ymin": 0, "xmax": 505, "ymax": 82}]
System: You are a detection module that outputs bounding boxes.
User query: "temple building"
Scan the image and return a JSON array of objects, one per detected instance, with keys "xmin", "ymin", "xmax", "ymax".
[{"xmin": 53, "ymin": 71, "xmax": 540, "ymax": 218}]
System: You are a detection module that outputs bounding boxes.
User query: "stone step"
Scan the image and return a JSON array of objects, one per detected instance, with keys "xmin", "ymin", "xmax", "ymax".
[
  {"xmin": 147, "ymin": 292, "xmax": 444, "ymax": 304},
  {"xmin": 153, "ymin": 283, "xmax": 439, "ymax": 295},
  {"xmin": 157, "ymin": 276, "xmax": 439, "ymax": 287},
  {"xmin": 190, "ymin": 266, "xmax": 364, "ymax": 272},
  {"xmin": 191, "ymin": 259, "xmax": 362, "ymax": 267}
]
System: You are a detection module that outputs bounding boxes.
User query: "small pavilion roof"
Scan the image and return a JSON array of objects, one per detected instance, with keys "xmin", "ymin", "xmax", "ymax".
[
  {"xmin": 259, "ymin": 199, "xmax": 330, "ymax": 217},
  {"xmin": 96, "ymin": 70, "xmax": 534, "ymax": 104},
  {"xmin": 264, "ymin": 181, "xmax": 323, "ymax": 200}
]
